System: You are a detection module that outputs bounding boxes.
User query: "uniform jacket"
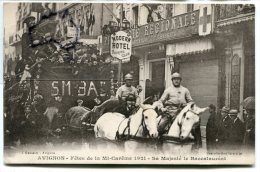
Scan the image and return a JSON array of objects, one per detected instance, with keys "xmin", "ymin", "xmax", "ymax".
[
  {"xmin": 159, "ymin": 85, "xmax": 193, "ymax": 106},
  {"xmin": 116, "ymin": 85, "xmax": 139, "ymax": 101}
]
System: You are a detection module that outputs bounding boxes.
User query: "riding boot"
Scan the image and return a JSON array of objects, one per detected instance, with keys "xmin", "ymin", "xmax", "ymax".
[{"xmin": 158, "ymin": 115, "xmax": 171, "ymax": 135}]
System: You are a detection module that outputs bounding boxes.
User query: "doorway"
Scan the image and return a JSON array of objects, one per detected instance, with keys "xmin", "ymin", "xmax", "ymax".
[{"xmin": 150, "ymin": 60, "xmax": 165, "ymax": 98}]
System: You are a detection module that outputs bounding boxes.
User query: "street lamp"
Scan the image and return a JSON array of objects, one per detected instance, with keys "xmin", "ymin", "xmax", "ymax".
[{"xmin": 122, "ymin": 19, "xmax": 130, "ymax": 30}]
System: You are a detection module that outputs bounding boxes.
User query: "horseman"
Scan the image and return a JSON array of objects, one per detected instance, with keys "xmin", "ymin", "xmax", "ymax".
[
  {"xmin": 116, "ymin": 73, "xmax": 140, "ymax": 106},
  {"xmin": 156, "ymin": 72, "xmax": 193, "ymax": 133},
  {"xmin": 155, "ymin": 72, "xmax": 202, "ymax": 148}
]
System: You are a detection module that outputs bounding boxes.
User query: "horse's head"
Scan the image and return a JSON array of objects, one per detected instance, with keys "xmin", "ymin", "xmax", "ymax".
[
  {"xmin": 178, "ymin": 103, "xmax": 208, "ymax": 140},
  {"xmin": 138, "ymin": 104, "xmax": 159, "ymax": 138}
]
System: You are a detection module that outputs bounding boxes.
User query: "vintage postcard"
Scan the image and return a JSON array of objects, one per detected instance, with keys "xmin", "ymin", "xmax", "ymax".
[{"xmin": 3, "ymin": 1, "xmax": 255, "ymax": 165}]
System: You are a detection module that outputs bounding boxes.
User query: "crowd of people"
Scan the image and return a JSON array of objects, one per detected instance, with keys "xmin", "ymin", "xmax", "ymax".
[
  {"xmin": 206, "ymin": 98, "xmax": 255, "ymax": 152},
  {"xmin": 4, "ymin": 82, "xmax": 69, "ymax": 147}
]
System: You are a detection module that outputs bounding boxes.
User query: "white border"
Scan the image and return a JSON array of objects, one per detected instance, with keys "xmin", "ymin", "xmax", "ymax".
[{"xmin": 0, "ymin": 1, "xmax": 259, "ymax": 172}]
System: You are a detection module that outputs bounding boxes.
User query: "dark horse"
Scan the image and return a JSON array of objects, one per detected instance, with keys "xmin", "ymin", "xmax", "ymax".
[{"xmin": 62, "ymin": 98, "xmax": 122, "ymax": 144}]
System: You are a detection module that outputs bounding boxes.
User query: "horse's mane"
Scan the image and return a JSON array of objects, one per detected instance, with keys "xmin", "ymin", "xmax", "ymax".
[{"xmin": 92, "ymin": 99, "xmax": 121, "ymax": 115}]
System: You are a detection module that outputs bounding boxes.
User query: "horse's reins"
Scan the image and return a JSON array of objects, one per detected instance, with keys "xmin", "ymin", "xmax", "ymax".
[{"xmin": 116, "ymin": 107, "xmax": 154, "ymax": 140}]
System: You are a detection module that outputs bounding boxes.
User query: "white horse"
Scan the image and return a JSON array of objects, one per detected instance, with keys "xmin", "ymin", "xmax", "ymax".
[
  {"xmin": 161, "ymin": 102, "xmax": 208, "ymax": 155},
  {"xmin": 94, "ymin": 104, "xmax": 159, "ymax": 153}
]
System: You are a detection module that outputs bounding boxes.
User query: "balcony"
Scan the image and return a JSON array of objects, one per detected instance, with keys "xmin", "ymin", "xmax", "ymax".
[
  {"xmin": 215, "ymin": 4, "xmax": 255, "ymax": 21},
  {"xmin": 215, "ymin": 4, "xmax": 255, "ymax": 29}
]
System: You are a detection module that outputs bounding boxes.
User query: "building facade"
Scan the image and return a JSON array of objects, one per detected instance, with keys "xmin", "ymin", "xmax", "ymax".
[
  {"xmin": 214, "ymin": 4, "xmax": 255, "ymax": 117},
  {"xmin": 111, "ymin": 3, "xmax": 255, "ymax": 125},
  {"xmin": 6, "ymin": 3, "xmax": 255, "ymax": 122}
]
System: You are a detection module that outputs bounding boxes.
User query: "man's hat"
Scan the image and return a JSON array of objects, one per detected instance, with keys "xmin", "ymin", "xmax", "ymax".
[
  {"xmin": 124, "ymin": 73, "xmax": 133, "ymax": 80},
  {"xmin": 77, "ymin": 99, "xmax": 83, "ymax": 104},
  {"xmin": 241, "ymin": 96, "xmax": 255, "ymax": 110},
  {"xmin": 221, "ymin": 106, "xmax": 230, "ymax": 113},
  {"xmin": 23, "ymin": 16, "xmax": 36, "ymax": 27},
  {"xmin": 229, "ymin": 109, "xmax": 238, "ymax": 115}
]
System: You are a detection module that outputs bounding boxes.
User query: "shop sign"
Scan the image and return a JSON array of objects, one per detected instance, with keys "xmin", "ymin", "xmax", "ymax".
[
  {"xmin": 130, "ymin": 10, "xmax": 199, "ymax": 47},
  {"xmin": 110, "ymin": 31, "xmax": 132, "ymax": 62},
  {"xmin": 51, "ymin": 80, "xmax": 99, "ymax": 97}
]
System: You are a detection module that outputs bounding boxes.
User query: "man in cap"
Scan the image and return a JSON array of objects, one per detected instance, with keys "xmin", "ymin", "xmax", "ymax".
[
  {"xmin": 112, "ymin": 93, "xmax": 137, "ymax": 118},
  {"xmin": 212, "ymin": 106, "xmax": 229, "ymax": 149},
  {"xmin": 116, "ymin": 73, "xmax": 140, "ymax": 106},
  {"xmin": 220, "ymin": 106, "xmax": 229, "ymax": 119},
  {"xmin": 156, "ymin": 72, "xmax": 193, "ymax": 134},
  {"xmin": 221, "ymin": 109, "xmax": 245, "ymax": 150}
]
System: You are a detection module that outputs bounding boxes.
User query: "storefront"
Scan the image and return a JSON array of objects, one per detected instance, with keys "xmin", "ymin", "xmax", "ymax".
[{"xmin": 131, "ymin": 8, "xmax": 218, "ymax": 125}]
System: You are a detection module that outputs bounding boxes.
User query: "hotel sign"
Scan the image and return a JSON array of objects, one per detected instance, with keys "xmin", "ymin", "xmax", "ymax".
[
  {"xmin": 110, "ymin": 31, "xmax": 132, "ymax": 63},
  {"xmin": 130, "ymin": 10, "xmax": 199, "ymax": 47}
]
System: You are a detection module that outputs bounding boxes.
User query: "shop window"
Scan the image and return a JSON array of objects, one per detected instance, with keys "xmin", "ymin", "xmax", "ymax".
[
  {"xmin": 132, "ymin": 6, "xmax": 139, "ymax": 26},
  {"xmin": 230, "ymin": 54, "xmax": 241, "ymax": 110}
]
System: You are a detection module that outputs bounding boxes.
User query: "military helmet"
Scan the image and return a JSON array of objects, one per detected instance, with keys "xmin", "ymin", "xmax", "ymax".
[
  {"xmin": 125, "ymin": 73, "xmax": 133, "ymax": 80},
  {"xmin": 171, "ymin": 72, "xmax": 182, "ymax": 80},
  {"xmin": 126, "ymin": 93, "xmax": 136, "ymax": 101}
]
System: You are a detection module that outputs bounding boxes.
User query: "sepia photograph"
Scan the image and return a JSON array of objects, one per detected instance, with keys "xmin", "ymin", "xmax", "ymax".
[{"xmin": 2, "ymin": 1, "xmax": 256, "ymax": 165}]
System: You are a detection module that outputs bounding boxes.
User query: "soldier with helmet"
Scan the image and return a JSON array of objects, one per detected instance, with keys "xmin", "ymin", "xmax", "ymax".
[
  {"xmin": 116, "ymin": 73, "xmax": 140, "ymax": 106},
  {"xmin": 156, "ymin": 72, "xmax": 203, "ymax": 149},
  {"xmin": 156, "ymin": 72, "xmax": 193, "ymax": 132}
]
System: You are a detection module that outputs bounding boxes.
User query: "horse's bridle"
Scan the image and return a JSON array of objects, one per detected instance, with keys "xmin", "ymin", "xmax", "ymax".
[
  {"xmin": 177, "ymin": 109, "xmax": 199, "ymax": 135},
  {"xmin": 126, "ymin": 107, "xmax": 155, "ymax": 138}
]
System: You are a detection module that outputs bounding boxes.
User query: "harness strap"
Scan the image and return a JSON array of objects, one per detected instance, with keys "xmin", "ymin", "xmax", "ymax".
[
  {"xmin": 115, "ymin": 117, "xmax": 129, "ymax": 140},
  {"xmin": 161, "ymin": 135, "xmax": 195, "ymax": 145},
  {"xmin": 116, "ymin": 107, "xmax": 153, "ymax": 141}
]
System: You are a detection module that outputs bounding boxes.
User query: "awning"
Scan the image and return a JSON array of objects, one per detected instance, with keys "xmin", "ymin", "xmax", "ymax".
[
  {"xmin": 166, "ymin": 37, "xmax": 214, "ymax": 57},
  {"xmin": 216, "ymin": 12, "xmax": 254, "ymax": 28}
]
